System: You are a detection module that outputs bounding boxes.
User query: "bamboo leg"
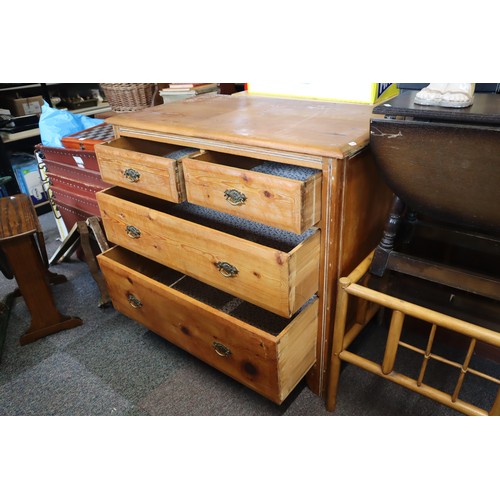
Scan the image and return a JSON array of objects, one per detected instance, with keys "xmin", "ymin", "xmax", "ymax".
[
  {"xmin": 417, "ymin": 324, "xmax": 437, "ymax": 386},
  {"xmin": 452, "ymin": 338, "xmax": 476, "ymax": 402},
  {"xmin": 490, "ymin": 389, "xmax": 500, "ymax": 416},
  {"xmin": 355, "ymin": 275, "xmax": 370, "ymax": 325},
  {"xmin": 381, "ymin": 310, "xmax": 405, "ymax": 375},
  {"xmin": 326, "ymin": 278, "xmax": 351, "ymax": 412}
]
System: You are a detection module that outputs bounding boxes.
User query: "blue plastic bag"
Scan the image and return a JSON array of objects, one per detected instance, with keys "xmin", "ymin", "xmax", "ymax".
[{"xmin": 39, "ymin": 100, "xmax": 104, "ymax": 147}]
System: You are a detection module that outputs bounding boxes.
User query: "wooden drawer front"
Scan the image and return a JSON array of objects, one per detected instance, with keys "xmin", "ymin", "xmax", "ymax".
[
  {"xmin": 96, "ymin": 187, "xmax": 320, "ymax": 318},
  {"xmin": 97, "ymin": 246, "xmax": 318, "ymax": 404},
  {"xmin": 183, "ymin": 151, "xmax": 322, "ymax": 234},
  {"xmin": 95, "ymin": 137, "xmax": 198, "ymax": 203}
]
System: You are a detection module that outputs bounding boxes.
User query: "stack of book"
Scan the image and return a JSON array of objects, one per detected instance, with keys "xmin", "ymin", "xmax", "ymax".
[
  {"xmin": 161, "ymin": 83, "xmax": 219, "ymax": 96},
  {"xmin": 159, "ymin": 83, "xmax": 219, "ymax": 104}
]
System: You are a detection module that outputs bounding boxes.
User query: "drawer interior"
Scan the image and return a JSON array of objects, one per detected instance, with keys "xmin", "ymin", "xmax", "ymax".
[
  {"xmin": 106, "ymin": 186, "xmax": 316, "ymax": 251},
  {"xmin": 192, "ymin": 151, "xmax": 320, "ymax": 181},
  {"xmin": 106, "ymin": 246, "xmax": 315, "ymax": 336},
  {"xmin": 105, "ymin": 136, "xmax": 197, "ymax": 160}
]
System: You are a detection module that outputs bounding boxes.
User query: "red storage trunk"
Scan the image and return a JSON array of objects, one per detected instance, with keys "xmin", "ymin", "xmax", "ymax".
[
  {"xmin": 39, "ymin": 144, "xmax": 101, "ymax": 172},
  {"xmin": 36, "ymin": 142, "xmax": 111, "ymax": 232}
]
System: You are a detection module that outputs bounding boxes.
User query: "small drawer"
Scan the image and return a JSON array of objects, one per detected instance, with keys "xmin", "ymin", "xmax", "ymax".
[
  {"xmin": 95, "ymin": 137, "xmax": 198, "ymax": 203},
  {"xmin": 182, "ymin": 151, "xmax": 322, "ymax": 233},
  {"xmin": 97, "ymin": 246, "xmax": 318, "ymax": 404},
  {"xmin": 96, "ymin": 187, "xmax": 320, "ymax": 318}
]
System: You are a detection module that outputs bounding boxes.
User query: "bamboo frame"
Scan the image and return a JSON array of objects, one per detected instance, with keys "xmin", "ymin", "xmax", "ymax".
[{"xmin": 326, "ymin": 251, "xmax": 500, "ymax": 416}]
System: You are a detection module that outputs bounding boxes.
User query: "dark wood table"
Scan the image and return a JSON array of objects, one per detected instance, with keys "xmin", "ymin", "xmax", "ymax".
[
  {"xmin": 373, "ymin": 90, "xmax": 500, "ymax": 124},
  {"xmin": 0, "ymin": 194, "xmax": 82, "ymax": 346},
  {"xmin": 369, "ymin": 90, "xmax": 500, "ymax": 302}
]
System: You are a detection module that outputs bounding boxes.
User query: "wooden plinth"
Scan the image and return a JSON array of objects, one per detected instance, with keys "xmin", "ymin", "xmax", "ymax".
[{"xmin": 0, "ymin": 194, "xmax": 82, "ymax": 345}]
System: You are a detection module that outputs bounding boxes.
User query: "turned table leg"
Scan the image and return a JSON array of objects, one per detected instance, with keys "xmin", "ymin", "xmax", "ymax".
[{"xmin": 370, "ymin": 195, "xmax": 406, "ymax": 277}]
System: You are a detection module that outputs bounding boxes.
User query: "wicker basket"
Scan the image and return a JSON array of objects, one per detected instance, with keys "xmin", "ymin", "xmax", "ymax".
[{"xmin": 100, "ymin": 83, "xmax": 156, "ymax": 113}]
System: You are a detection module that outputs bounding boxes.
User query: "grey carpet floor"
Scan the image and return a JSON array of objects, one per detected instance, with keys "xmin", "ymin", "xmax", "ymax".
[{"xmin": 0, "ymin": 210, "xmax": 497, "ymax": 416}]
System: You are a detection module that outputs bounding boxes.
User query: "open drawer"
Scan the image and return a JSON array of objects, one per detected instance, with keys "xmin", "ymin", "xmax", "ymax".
[
  {"xmin": 96, "ymin": 186, "xmax": 320, "ymax": 318},
  {"xmin": 95, "ymin": 137, "xmax": 198, "ymax": 202},
  {"xmin": 97, "ymin": 246, "xmax": 318, "ymax": 404},
  {"xmin": 182, "ymin": 151, "xmax": 322, "ymax": 233}
]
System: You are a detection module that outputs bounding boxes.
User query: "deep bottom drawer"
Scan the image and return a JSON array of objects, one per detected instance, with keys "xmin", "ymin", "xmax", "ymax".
[{"xmin": 97, "ymin": 245, "xmax": 318, "ymax": 404}]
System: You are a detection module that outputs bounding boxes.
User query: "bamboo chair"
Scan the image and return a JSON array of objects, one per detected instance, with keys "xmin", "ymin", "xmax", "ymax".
[{"xmin": 326, "ymin": 251, "xmax": 500, "ymax": 416}]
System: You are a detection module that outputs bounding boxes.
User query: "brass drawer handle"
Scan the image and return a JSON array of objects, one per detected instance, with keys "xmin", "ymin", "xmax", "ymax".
[
  {"xmin": 126, "ymin": 225, "xmax": 141, "ymax": 239},
  {"xmin": 224, "ymin": 189, "xmax": 247, "ymax": 206},
  {"xmin": 124, "ymin": 168, "xmax": 141, "ymax": 183},
  {"xmin": 216, "ymin": 261, "xmax": 238, "ymax": 278},
  {"xmin": 212, "ymin": 341, "xmax": 231, "ymax": 357},
  {"xmin": 127, "ymin": 293, "xmax": 143, "ymax": 308}
]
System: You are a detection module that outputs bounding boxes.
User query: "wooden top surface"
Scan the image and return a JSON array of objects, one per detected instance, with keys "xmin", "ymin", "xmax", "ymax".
[
  {"xmin": 0, "ymin": 194, "xmax": 38, "ymax": 241},
  {"xmin": 106, "ymin": 93, "xmax": 377, "ymax": 159},
  {"xmin": 373, "ymin": 90, "xmax": 500, "ymax": 125}
]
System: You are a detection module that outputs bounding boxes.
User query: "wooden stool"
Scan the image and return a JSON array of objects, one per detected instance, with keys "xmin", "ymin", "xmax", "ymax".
[{"xmin": 0, "ymin": 194, "xmax": 82, "ymax": 346}]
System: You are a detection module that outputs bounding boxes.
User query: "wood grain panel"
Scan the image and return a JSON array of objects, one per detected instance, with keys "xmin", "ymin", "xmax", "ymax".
[
  {"xmin": 183, "ymin": 151, "xmax": 321, "ymax": 233},
  {"xmin": 106, "ymin": 94, "xmax": 375, "ymax": 159}
]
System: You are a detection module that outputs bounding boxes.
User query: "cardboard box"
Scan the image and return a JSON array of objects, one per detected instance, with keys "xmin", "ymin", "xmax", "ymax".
[
  {"xmin": 0, "ymin": 95, "xmax": 44, "ymax": 116},
  {"xmin": 246, "ymin": 83, "xmax": 399, "ymax": 105}
]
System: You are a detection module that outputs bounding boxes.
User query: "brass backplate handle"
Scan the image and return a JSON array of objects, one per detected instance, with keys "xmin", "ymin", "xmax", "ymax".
[
  {"xmin": 216, "ymin": 261, "xmax": 238, "ymax": 278},
  {"xmin": 126, "ymin": 225, "xmax": 141, "ymax": 239},
  {"xmin": 127, "ymin": 293, "xmax": 143, "ymax": 308},
  {"xmin": 212, "ymin": 341, "xmax": 231, "ymax": 357},
  {"xmin": 124, "ymin": 168, "xmax": 141, "ymax": 183},
  {"xmin": 224, "ymin": 189, "xmax": 247, "ymax": 206}
]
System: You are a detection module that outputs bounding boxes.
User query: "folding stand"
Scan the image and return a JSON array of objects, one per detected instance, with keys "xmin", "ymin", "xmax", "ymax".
[{"xmin": 50, "ymin": 215, "xmax": 111, "ymax": 307}]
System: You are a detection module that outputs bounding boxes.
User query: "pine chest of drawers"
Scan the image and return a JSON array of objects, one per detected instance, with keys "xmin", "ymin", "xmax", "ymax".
[{"xmin": 94, "ymin": 94, "xmax": 393, "ymax": 404}]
